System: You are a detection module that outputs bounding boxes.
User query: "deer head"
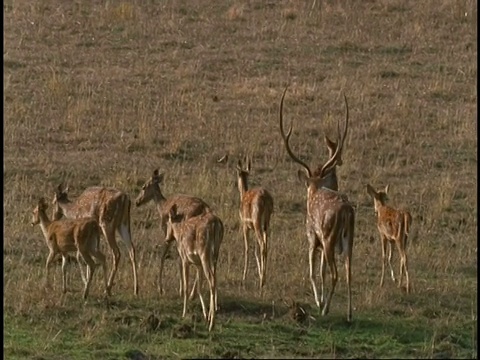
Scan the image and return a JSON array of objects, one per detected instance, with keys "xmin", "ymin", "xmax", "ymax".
[
  {"xmin": 236, "ymin": 156, "xmax": 252, "ymax": 193},
  {"xmin": 32, "ymin": 197, "xmax": 49, "ymax": 226},
  {"xmin": 366, "ymin": 184, "xmax": 390, "ymax": 212},
  {"xmin": 135, "ymin": 169, "xmax": 164, "ymax": 207},
  {"xmin": 279, "ymin": 85, "xmax": 349, "ymax": 190},
  {"xmin": 51, "ymin": 183, "xmax": 70, "ymax": 220}
]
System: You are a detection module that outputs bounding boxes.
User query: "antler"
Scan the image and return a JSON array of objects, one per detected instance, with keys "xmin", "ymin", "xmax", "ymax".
[
  {"xmin": 317, "ymin": 93, "xmax": 349, "ymax": 178},
  {"xmin": 279, "ymin": 85, "xmax": 312, "ymax": 178}
]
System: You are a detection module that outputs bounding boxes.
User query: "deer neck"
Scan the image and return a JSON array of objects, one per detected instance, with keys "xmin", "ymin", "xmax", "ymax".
[
  {"xmin": 153, "ymin": 185, "xmax": 168, "ymax": 214},
  {"xmin": 375, "ymin": 201, "xmax": 389, "ymax": 216},
  {"xmin": 237, "ymin": 174, "xmax": 248, "ymax": 199},
  {"xmin": 38, "ymin": 210, "xmax": 52, "ymax": 242},
  {"xmin": 57, "ymin": 198, "xmax": 82, "ymax": 219},
  {"xmin": 322, "ymin": 167, "xmax": 339, "ymax": 191}
]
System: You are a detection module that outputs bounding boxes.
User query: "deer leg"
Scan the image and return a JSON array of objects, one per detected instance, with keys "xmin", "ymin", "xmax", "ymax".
[
  {"xmin": 76, "ymin": 251, "xmax": 88, "ymax": 286},
  {"xmin": 189, "ymin": 270, "xmax": 199, "ymax": 301},
  {"xmin": 345, "ymin": 251, "xmax": 352, "ymax": 323},
  {"xmin": 61, "ymin": 254, "xmax": 68, "ymax": 294},
  {"xmin": 92, "ymin": 248, "xmax": 109, "ymax": 297},
  {"xmin": 158, "ymin": 240, "xmax": 173, "ymax": 295},
  {"xmin": 396, "ymin": 241, "xmax": 407, "ymax": 290},
  {"xmin": 402, "ymin": 232, "xmax": 410, "ymax": 293},
  {"xmin": 103, "ymin": 226, "xmax": 120, "ymax": 294},
  {"xmin": 178, "ymin": 257, "xmax": 184, "ymax": 297},
  {"xmin": 253, "ymin": 226, "xmax": 263, "ymax": 289},
  {"xmin": 308, "ymin": 243, "xmax": 320, "ymax": 308},
  {"xmin": 181, "ymin": 261, "xmax": 189, "ymax": 318},
  {"xmin": 319, "ymin": 247, "xmax": 327, "ymax": 306},
  {"xmin": 44, "ymin": 251, "xmax": 55, "ymax": 289},
  {"xmin": 81, "ymin": 252, "xmax": 97, "ymax": 300},
  {"xmin": 322, "ymin": 243, "xmax": 338, "ymax": 317},
  {"xmin": 117, "ymin": 224, "xmax": 138, "ymax": 296},
  {"xmin": 212, "ymin": 257, "xmax": 218, "ymax": 312},
  {"xmin": 380, "ymin": 236, "xmax": 387, "ymax": 287},
  {"xmin": 255, "ymin": 225, "xmax": 267, "ymax": 289},
  {"xmin": 260, "ymin": 235, "xmax": 267, "ymax": 289},
  {"xmin": 404, "ymin": 253, "xmax": 410, "ymax": 293},
  {"xmin": 242, "ymin": 224, "xmax": 249, "ymax": 283},
  {"xmin": 201, "ymin": 259, "xmax": 216, "ymax": 332},
  {"xmin": 196, "ymin": 264, "xmax": 208, "ymax": 322},
  {"xmin": 387, "ymin": 241, "xmax": 396, "ymax": 284}
]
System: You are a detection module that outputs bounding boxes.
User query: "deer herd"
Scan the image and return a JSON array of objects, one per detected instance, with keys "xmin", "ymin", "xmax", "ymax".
[{"xmin": 30, "ymin": 86, "xmax": 413, "ymax": 331}]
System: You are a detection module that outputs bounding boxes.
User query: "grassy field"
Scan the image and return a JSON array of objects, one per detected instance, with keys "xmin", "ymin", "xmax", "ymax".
[{"xmin": 4, "ymin": 0, "xmax": 477, "ymax": 358}]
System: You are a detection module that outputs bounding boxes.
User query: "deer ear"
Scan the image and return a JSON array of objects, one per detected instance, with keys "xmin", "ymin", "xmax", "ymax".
[
  {"xmin": 246, "ymin": 156, "xmax": 251, "ymax": 172},
  {"xmin": 236, "ymin": 159, "xmax": 242, "ymax": 171},
  {"xmin": 384, "ymin": 184, "xmax": 390, "ymax": 194},
  {"xmin": 217, "ymin": 154, "xmax": 228, "ymax": 164},
  {"xmin": 297, "ymin": 169, "xmax": 310, "ymax": 186},
  {"xmin": 366, "ymin": 184, "xmax": 376, "ymax": 197}
]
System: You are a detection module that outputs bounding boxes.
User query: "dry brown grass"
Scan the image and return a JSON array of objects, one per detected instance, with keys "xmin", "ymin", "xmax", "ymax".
[{"xmin": 4, "ymin": 0, "xmax": 477, "ymax": 358}]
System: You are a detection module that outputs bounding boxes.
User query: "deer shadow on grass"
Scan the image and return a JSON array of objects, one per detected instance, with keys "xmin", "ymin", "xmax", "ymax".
[{"xmin": 218, "ymin": 295, "xmax": 290, "ymax": 320}]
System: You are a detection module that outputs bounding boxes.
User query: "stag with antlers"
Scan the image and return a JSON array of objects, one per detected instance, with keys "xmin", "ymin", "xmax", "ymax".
[
  {"xmin": 279, "ymin": 85, "xmax": 355, "ymax": 322},
  {"xmin": 135, "ymin": 169, "xmax": 212, "ymax": 296},
  {"xmin": 236, "ymin": 156, "xmax": 274, "ymax": 289},
  {"xmin": 366, "ymin": 184, "xmax": 412, "ymax": 293},
  {"xmin": 52, "ymin": 184, "xmax": 138, "ymax": 296}
]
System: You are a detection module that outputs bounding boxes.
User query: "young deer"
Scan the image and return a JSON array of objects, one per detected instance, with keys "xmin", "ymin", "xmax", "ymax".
[
  {"xmin": 52, "ymin": 184, "xmax": 138, "ymax": 296},
  {"xmin": 236, "ymin": 156, "xmax": 274, "ymax": 289},
  {"xmin": 165, "ymin": 204, "xmax": 224, "ymax": 332},
  {"xmin": 31, "ymin": 197, "xmax": 108, "ymax": 299},
  {"xmin": 366, "ymin": 184, "xmax": 412, "ymax": 293},
  {"xmin": 135, "ymin": 169, "xmax": 212, "ymax": 295},
  {"xmin": 279, "ymin": 86, "xmax": 355, "ymax": 322}
]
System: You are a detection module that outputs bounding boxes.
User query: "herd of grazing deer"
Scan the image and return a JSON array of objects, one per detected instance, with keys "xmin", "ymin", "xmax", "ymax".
[{"xmin": 30, "ymin": 86, "xmax": 412, "ymax": 331}]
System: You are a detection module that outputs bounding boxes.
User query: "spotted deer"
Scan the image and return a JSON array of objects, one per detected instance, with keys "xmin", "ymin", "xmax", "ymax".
[
  {"xmin": 31, "ymin": 197, "xmax": 108, "ymax": 299},
  {"xmin": 135, "ymin": 169, "xmax": 212, "ymax": 296},
  {"xmin": 279, "ymin": 85, "xmax": 355, "ymax": 322},
  {"xmin": 165, "ymin": 204, "xmax": 224, "ymax": 332},
  {"xmin": 366, "ymin": 184, "xmax": 412, "ymax": 293},
  {"xmin": 52, "ymin": 184, "xmax": 138, "ymax": 296},
  {"xmin": 236, "ymin": 156, "xmax": 274, "ymax": 289}
]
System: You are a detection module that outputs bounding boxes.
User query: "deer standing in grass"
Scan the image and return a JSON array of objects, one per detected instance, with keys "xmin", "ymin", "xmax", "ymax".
[
  {"xmin": 135, "ymin": 169, "xmax": 212, "ymax": 296},
  {"xmin": 52, "ymin": 184, "xmax": 138, "ymax": 296},
  {"xmin": 165, "ymin": 204, "xmax": 224, "ymax": 332},
  {"xmin": 366, "ymin": 184, "xmax": 412, "ymax": 293},
  {"xmin": 31, "ymin": 197, "xmax": 108, "ymax": 299},
  {"xmin": 236, "ymin": 156, "xmax": 274, "ymax": 289},
  {"xmin": 279, "ymin": 86, "xmax": 355, "ymax": 322}
]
